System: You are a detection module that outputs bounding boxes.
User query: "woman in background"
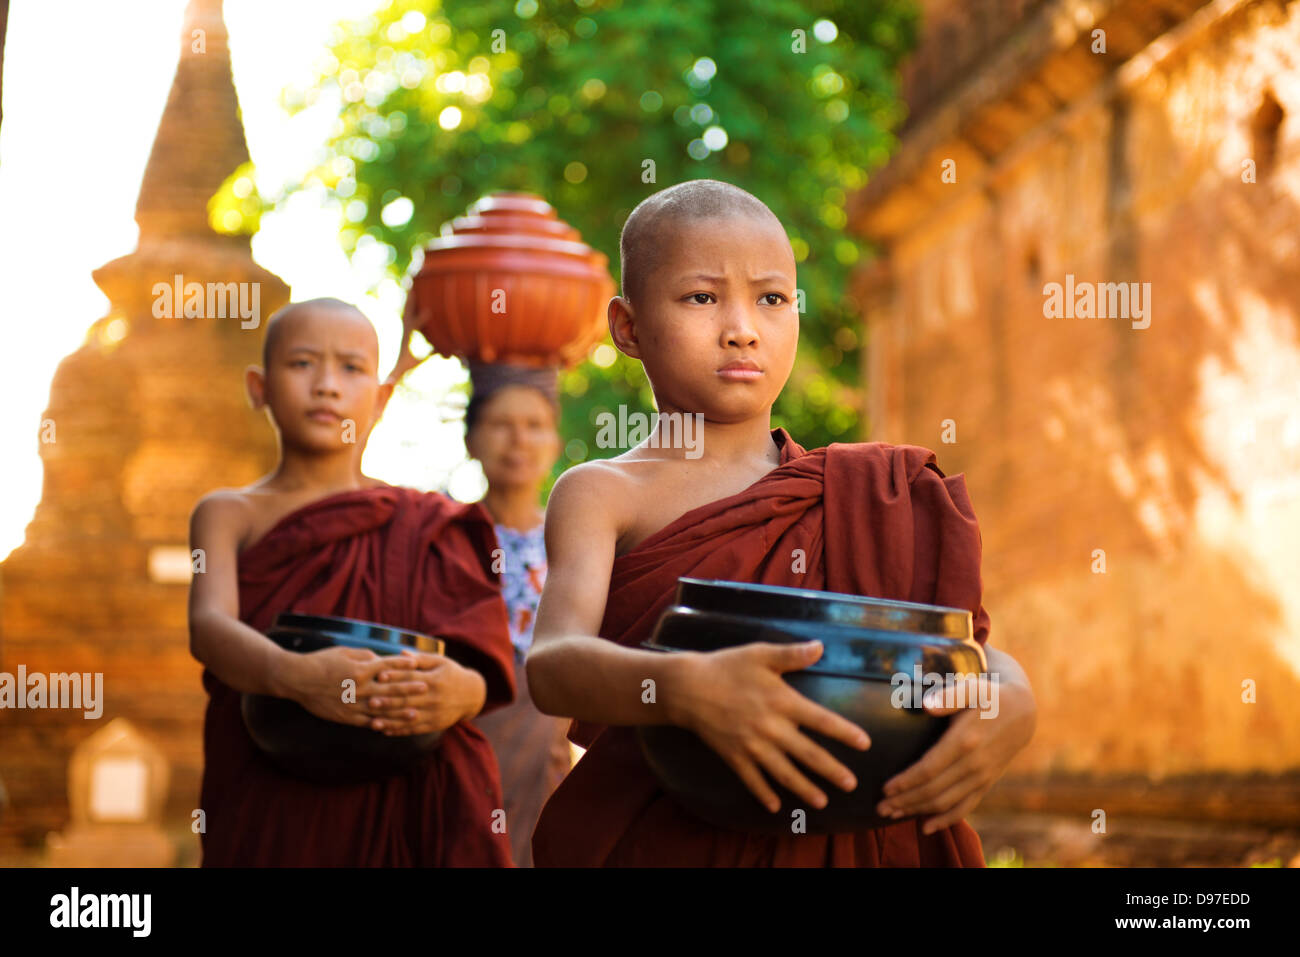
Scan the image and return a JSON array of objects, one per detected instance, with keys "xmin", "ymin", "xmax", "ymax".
[{"xmin": 463, "ymin": 361, "xmax": 573, "ymax": 868}]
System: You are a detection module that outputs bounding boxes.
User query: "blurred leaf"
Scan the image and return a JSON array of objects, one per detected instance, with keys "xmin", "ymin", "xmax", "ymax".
[{"xmin": 209, "ymin": 160, "xmax": 269, "ymax": 236}]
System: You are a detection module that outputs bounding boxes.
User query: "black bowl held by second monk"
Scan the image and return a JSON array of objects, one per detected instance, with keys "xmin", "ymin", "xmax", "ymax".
[
  {"xmin": 240, "ymin": 613, "xmax": 447, "ymax": 786},
  {"xmin": 636, "ymin": 579, "xmax": 988, "ymax": 835}
]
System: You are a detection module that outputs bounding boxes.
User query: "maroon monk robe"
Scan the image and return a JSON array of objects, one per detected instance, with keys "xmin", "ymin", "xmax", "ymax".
[
  {"xmin": 199, "ymin": 485, "xmax": 516, "ymax": 867},
  {"xmin": 532, "ymin": 428, "xmax": 991, "ymax": 867}
]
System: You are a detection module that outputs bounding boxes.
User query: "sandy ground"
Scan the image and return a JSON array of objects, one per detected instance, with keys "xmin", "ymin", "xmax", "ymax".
[{"xmin": 970, "ymin": 810, "xmax": 1300, "ymax": 867}]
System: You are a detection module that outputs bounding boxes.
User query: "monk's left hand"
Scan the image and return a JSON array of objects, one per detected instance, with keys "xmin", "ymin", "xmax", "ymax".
[
  {"xmin": 369, "ymin": 651, "xmax": 487, "ymax": 736},
  {"xmin": 383, "ymin": 287, "xmax": 432, "ymax": 386},
  {"xmin": 874, "ymin": 673, "xmax": 1036, "ymax": 835}
]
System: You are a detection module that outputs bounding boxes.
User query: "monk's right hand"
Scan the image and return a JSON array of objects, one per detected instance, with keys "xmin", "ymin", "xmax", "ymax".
[
  {"xmin": 281, "ymin": 646, "xmax": 429, "ymax": 727},
  {"xmin": 672, "ymin": 641, "xmax": 872, "ymax": 815}
]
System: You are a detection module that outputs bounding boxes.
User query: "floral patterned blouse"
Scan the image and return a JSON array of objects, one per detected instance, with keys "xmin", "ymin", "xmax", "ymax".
[{"xmin": 495, "ymin": 521, "xmax": 547, "ymax": 659}]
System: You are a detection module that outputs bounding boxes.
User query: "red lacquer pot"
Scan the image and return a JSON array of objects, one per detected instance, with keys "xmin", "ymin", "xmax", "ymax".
[{"xmin": 405, "ymin": 192, "xmax": 614, "ymax": 367}]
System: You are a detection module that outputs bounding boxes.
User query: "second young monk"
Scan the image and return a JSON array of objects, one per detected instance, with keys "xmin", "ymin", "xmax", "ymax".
[
  {"xmin": 526, "ymin": 180, "xmax": 1038, "ymax": 866},
  {"xmin": 188, "ymin": 298, "xmax": 515, "ymax": 867}
]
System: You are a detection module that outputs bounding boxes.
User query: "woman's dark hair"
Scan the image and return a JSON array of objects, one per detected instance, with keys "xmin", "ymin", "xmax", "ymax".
[
  {"xmin": 464, "ymin": 361, "xmax": 561, "ymax": 434},
  {"xmin": 464, "ymin": 385, "xmax": 560, "ymax": 433}
]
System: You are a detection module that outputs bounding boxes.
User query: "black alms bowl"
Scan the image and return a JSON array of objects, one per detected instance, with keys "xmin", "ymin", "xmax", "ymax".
[
  {"xmin": 240, "ymin": 613, "xmax": 446, "ymax": 786},
  {"xmin": 636, "ymin": 579, "xmax": 987, "ymax": 834}
]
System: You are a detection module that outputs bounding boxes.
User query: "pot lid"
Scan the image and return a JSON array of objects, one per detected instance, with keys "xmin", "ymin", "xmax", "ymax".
[
  {"xmin": 423, "ymin": 192, "xmax": 606, "ymax": 261},
  {"xmin": 645, "ymin": 606, "xmax": 987, "ymax": 682},
  {"xmin": 673, "ymin": 578, "xmax": 973, "ymax": 640},
  {"xmin": 270, "ymin": 612, "xmax": 437, "ymax": 649}
]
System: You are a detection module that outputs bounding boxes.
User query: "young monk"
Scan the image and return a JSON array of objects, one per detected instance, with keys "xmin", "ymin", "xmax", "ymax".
[
  {"xmin": 526, "ymin": 180, "xmax": 1038, "ymax": 866},
  {"xmin": 188, "ymin": 297, "xmax": 515, "ymax": 867}
]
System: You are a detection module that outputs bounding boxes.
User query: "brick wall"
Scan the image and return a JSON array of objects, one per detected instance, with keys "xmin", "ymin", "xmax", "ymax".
[{"xmin": 854, "ymin": 0, "xmax": 1300, "ymax": 784}]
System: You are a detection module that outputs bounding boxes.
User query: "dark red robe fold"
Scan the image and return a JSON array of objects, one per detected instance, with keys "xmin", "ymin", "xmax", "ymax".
[
  {"xmin": 532, "ymin": 428, "xmax": 991, "ymax": 867},
  {"xmin": 199, "ymin": 485, "xmax": 516, "ymax": 867}
]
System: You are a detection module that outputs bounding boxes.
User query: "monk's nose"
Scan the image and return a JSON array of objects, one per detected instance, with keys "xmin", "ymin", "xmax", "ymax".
[
  {"xmin": 722, "ymin": 320, "xmax": 759, "ymax": 348},
  {"xmin": 312, "ymin": 372, "xmax": 341, "ymax": 396}
]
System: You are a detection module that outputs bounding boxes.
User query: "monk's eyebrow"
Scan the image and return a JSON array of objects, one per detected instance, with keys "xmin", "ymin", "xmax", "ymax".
[
  {"xmin": 676, "ymin": 272, "xmax": 792, "ymax": 285},
  {"xmin": 748, "ymin": 272, "xmax": 792, "ymax": 286},
  {"xmin": 283, "ymin": 346, "xmax": 371, "ymax": 362}
]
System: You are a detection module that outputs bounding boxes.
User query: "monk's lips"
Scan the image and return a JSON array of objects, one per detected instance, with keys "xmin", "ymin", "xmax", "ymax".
[
  {"xmin": 240, "ymin": 612, "xmax": 446, "ymax": 786},
  {"xmin": 638, "ymin": 578, "xmax": 986, "ymax": 835}
]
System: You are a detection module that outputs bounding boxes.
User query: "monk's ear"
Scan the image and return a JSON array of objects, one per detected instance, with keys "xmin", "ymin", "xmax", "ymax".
[
  {"xmin": 608, "ymin": 296, "xmax": 642, "ymax": 360},
  {"xmin": 245, "ymin": 365, "xmax": 267, "ymax": 410}
]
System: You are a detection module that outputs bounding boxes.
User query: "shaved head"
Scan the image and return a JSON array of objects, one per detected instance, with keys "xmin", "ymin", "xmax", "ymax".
[
  {"xmin": 262, "ymin": 297, "xmax": 376, "ymax": 369},
  {"xmin": 619, "ymin": 179, "xmax": 787, "ymax": 306}
]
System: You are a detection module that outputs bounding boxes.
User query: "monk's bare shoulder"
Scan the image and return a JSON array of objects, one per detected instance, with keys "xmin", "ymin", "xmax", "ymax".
[
  {"xmin": 189, "ymin": 488, "xmax": 258, "ymax": 552},
  {"xmin": 192, "ymin": 483, "xmax": 316, "ymax": 552},
  {"xmin": 545, "ymin": 459, "xmax": 641, "ymax": 546},
  {"xmin": 547, "ymin": 459, "xmax": 635, "ymax": 515},
  {"xmin": 190, "ymin": 488, "xmax": 257, "ymax": 522}
]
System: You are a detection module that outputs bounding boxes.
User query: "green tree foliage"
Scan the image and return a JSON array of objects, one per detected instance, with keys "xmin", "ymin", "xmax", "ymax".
[{"xmin": 217, "ymin": 0, "xmax": 917, "ymax": 470}]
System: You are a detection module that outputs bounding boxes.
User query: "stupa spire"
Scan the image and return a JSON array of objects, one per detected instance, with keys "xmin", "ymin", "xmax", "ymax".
[{"xmin": 134, "ymin": 0, "xmax": 248, "ymax": 240}]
